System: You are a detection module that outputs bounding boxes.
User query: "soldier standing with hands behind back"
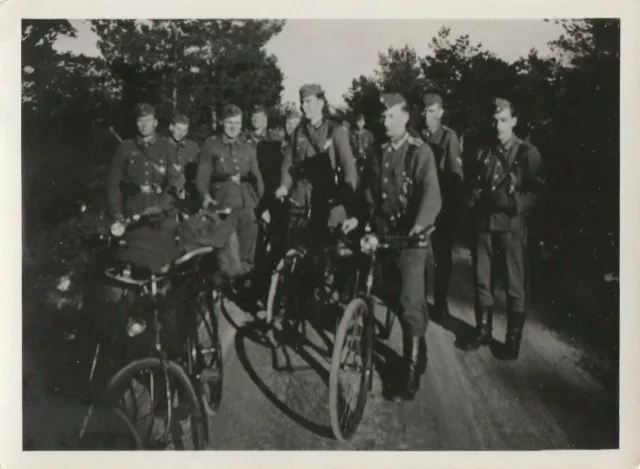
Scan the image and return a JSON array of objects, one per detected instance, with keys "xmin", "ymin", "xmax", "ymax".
[
  {"xmin": 421, "ymin": 93, "xmax": 464, "ymax": 324},
  {"xmin": 464, "ymin": 98, "xmax": 544, "ymax": 360}
]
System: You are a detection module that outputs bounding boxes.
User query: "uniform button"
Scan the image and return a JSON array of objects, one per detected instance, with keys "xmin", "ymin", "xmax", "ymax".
[
  {"xmin": 383, "ymin": 177, "xmax": 388, "ymax": 183},
  {"xmin": 384, "ymin": 162, "xmax": 390, "ymax": 168},
  {"xmin": 382, "ymin": 193, "xmax": 387, "ymax": 199},
  {"xmin": 494, "ymin": 174, "xmax": 499, "ymax": 179}
]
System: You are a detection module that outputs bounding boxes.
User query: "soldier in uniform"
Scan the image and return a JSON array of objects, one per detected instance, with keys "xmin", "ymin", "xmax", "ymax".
[
  {"xmin": 106, "ymin": 103, "xmax": 183, "ymax": 222},
  {"xmin": 275, "ymin": 84, "xmax": 358, "ymax": 250},
  {"xmin": 421, "ymin": 93, "xmax": 464, "ymax": 323},
  {"xmin": 196, "ymin": 104, "xmax": 265, "ymax": 284},
  {"xmin": 166, "ymin": 114, "xmax": 200, "ymax": 211},
  {"xmin": 350, "ymin": 113, "xmax": 375, "ymax": 176},
  {"xmin": 343, "ymin": 93, "xmax": 442, "ymax": 400},
  {"xmin": 463, "ymin": 98, "xmax": 544, "ymax": 360},
  {"xmin": 283, "ymin": 107, "xmax": 301, "ymax": 140}
]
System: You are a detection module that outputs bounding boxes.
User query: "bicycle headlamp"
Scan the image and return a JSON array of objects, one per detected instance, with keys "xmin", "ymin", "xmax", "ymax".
[
  {"xmin": 360, "ymin": 233, "xmax": 379, "ymax": 254},
  {"xmin": 110, "ymin": 221, "xmax": 126, "ymax": 237},
  {"xmin": 126, "ymin": 318, "xmax": 147, "ymax": 338}
]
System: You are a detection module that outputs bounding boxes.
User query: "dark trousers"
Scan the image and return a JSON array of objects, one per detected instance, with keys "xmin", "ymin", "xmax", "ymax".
[
  {"xmin": 431, "ymin": 210, "xmax": 456, "ymax": 305},
  {"xmin": 230, "ymin": 207, "xmax": 258, "ymax": 275},
  {"xmin": 474, "ymin": 225, "xmax": 528, "ymax": 313},
  {"xmin": 381, "ymin": 248, "xmax": 429, "ymax": 337}
]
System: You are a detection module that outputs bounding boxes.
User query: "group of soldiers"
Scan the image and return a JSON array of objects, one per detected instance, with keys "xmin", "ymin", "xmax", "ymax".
[{"xmin": 106, "ymin": 83, "xmax": 543, "ymax": 402}]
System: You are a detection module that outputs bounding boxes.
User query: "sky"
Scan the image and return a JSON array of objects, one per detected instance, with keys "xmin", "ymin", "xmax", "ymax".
[{"xmin": 54, "ymin": 19, "xmax": 565, "ymax": 106}]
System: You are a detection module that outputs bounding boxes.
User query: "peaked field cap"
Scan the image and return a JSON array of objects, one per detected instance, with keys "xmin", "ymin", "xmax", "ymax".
[
  {"xmin": 251, "ymin": 104, "xmax": 267, "ymax": 115},
  {"xmin": 380, "ymin": 92, "xmax": 407, "ymax": 109},
  {"xmin": 299, "ymin": 83, "xmax": 324, "ymax": 99},
  {"xmin": 171, "ymin": 114, "xmax": 190, "ymax": 125},
  {"xmin": 494, "ymin": 98, "xmax": 512, "ymax": 113},
  {"xmin": 423, "ymin": 93, "xmax": 443, "ymax": 107},
  {"xmin": 135, "ymin": 102, "xmax": 156, "ymax": 118},
  {"xmin": 221, "ymin": 104, "xmax": 242, "ymax": 119}
]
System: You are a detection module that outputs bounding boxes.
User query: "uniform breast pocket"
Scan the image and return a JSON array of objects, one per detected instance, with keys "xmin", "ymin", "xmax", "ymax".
[
  {"xmin": 213, "ymin": 155, "xmax": 230, "ymax": 176},
  {"xmin": 124, "ymin": 155, "xmax": 140, "ymax": 180}
]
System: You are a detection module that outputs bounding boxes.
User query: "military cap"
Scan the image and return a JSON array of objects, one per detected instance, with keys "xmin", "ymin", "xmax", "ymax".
[
  {"xmin": 251, "ymin": 104, "xmax": 267, "ymax": 115},
  {"xmin": 423, "ymin": 93, "xmax": 443, "ymax": 108},
  {"xmin": 221, "ymin": 104, "xmax": 242, "ymax": 120},
  {"xmin": 299, "ymin": 83, "xmax": 324, "ymax": 99},
  {"xmin": 380, "ymin": 92, "xmax": 407, "ymax": 110},
  {"xmin": 134, "ymin": 103, "xmax": 156, "ymax": 118},
  {"xmin": 494, "ymin": 98, "xmax": 513, "ymax": 113},
  {"xmin": 171, "ymin": 113, "xmax": 189, "ymax": 125},
  {"xmin": 285, "ymin": 107, "xmax": 301, "ymax": 119}
]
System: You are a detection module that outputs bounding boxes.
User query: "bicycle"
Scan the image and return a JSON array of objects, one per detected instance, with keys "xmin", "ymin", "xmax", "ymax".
[
  {"xmin": 328, "ymin": 224, "xmax": 434, "ymax": 442},
  {"xmin": 263, "ymin": 198, "xmax": 314, "ymax": 352},
  {"xmin": 77, "ymin": 206, "xmax": 231, "ymax": 450}
]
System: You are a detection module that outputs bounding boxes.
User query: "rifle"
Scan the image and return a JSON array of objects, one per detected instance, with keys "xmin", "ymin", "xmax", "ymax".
[{"xmin": 108, "ymin": 126, "xmax": 123, "ymax": 143}]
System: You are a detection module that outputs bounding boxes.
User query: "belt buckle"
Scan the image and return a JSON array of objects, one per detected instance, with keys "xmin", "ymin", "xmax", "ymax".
[{"xmin": 140, "ymin": 184, "xmax": 153, "ymax": 194}]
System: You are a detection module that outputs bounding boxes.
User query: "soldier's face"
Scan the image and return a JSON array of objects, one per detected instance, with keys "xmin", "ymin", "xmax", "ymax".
[
  {"xmin": 170, "ymin": 123, "xmax": 189, "ymax": 142},
  {"xmin": 285, "ymin": 117, "xmax": 300, "ymax": 136},
  {"xmin": 301, "ymin": 95, "xmax": 323, "ymax": 122},
  {"xmin": 357, "ymin": 118, "xmax": 365, "ymax": 129},
  {"xmin": 251, "ymin": 112, "xmax": 268, "ymax": 132},
  {"xmin": 136, "ymin": 114, "xmax": 157, "ymax": 137},
  {"xmin": 493, "ymin": 108, "xmax": 517, "ymax": 143},
  {"xmin": 223, "ymin": 114, "xmax": 243, "ymax": 139},
  {"xmin": 424, "ymin": 104, "xmax": 443, "ymax": 129},
  {"xmin": 383, "ymin": 105, "xmax": 409, "ymax": 139}
]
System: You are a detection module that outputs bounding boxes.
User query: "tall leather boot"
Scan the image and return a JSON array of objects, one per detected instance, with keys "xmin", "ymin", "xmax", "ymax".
[
  {"xmin": 402, "ymin": 335, "xmax": 427, "ymax": 401},
  {"xmin": 459, "ymin": 307, "xmax": 493, "ymax": 351},
  {"xmin": 503, "ymin": 313, "xmax": 526, "ymax": 361}
]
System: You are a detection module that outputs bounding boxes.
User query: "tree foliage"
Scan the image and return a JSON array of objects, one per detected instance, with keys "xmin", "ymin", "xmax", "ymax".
[{"xmin": 22, "ymin": 19, "xmax": 286, "ymax": 234}]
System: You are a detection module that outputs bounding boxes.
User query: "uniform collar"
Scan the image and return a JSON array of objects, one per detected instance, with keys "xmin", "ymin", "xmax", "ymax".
[
  {"xmin": 309, "ymin": 118, "xmax": 325, "ymax": 130},
  {"xmin": 498, "ymin": 134, "xmax": 518, "ymax": 153},
  {"xmin": 390, "ymin": 132, "xmax": 409, "ymax": 150},
  {"xmin": 136, "ymin": 132, "xmax": 158, "ymax": 146},
  {"xmin": 425, "ymin": 124, "xmax": 443, "ymax": 141},
  {"xmin": 168, "ymin": 136, "xmax": 186, "ymax": 147},
  {"xmin": 222, "ymin": 134, "xmax": 240, "ymax": 145}
]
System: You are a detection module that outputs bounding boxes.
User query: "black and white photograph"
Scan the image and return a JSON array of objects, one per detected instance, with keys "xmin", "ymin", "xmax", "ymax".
[{"xmin": 2, "ymin": 1, "xmax": 640, "ymax": 467}]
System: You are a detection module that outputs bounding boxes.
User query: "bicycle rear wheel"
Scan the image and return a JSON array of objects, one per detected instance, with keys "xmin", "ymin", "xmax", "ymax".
[
  {"xmin": 77, "ymin": 406, "xmax": 144, "ymax": 450},
  {"xmin": 265, "ymin": 250, "xmax": 307, "ymax": 335},
  {"xmin": 194, "ymin": 291, "xmax": 224, "ymax": 417},
  {"xmin": 328, "ymin": 297, "xmax": 374, "ymax": 442},
  {"xmin": 107, "ymin": 357, "xmax": 206, "ymax": 450}
]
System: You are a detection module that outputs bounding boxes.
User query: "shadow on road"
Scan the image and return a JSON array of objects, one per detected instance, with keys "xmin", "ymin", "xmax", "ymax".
[{"xmin": 234, "ymin": 320, "xmax": 335, "ymax": 440}]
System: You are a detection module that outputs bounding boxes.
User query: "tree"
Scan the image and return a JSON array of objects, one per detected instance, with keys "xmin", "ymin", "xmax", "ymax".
[{"xmin": 90, "ymin": 20, "xmax": 285, "ymax": 141}]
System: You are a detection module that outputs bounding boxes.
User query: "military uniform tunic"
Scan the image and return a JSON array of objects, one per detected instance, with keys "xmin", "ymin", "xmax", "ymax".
[
  {"xmin": 423, "ymin": 124, "xmax": 464, "ymax": 307},
  {"xmin": 350, "ymin": 128, "xmax": 375, "ymax": 161},
  {"xmin": 166, "ymin": 136, "xmax": 200, "ymax": 209},
  {"xmin": 106, "ymin": 133, "xmax": 182, "ymax": 218},
  {"xmin": 470, "ymin": 135, "xmax": 544, "ymax": 312},
  {"xmin": 196, "ymin": 134, "xmax": 265, "ymax": 274},
  {"xmin": 358, "ymin": 133, "xmax": 442, "ymax": 336}
]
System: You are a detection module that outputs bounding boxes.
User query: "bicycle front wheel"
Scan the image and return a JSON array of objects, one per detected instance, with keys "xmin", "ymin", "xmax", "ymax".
[
  {"xmin": 106, "ymin": 357, "xmax": 206, "ymax": 450},
  {"xmin": 328, "ymin": 297, "xmax": 374, "ymax": 442}
]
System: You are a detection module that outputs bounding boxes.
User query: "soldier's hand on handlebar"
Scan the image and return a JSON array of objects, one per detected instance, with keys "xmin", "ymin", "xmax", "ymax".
[
  {"xmin": 341, "ymin": 217, "xmax": 359, "ymax": 234},
  {"xmin": 275, "ymin": 186, "xmax": 288, "ymax": 201},
  {"xmin": 261, "ymin": 210, "xmax": 271, "ymax": 224},
  {"xmin": 409, "ymin": 224, "xmax": 426, "ymax": 236}
]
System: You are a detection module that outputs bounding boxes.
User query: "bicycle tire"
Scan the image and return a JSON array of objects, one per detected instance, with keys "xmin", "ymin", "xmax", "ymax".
[
  {"xmin": 77, "ymin": 405, "xmax": 144, "ymax": 450},
  {"xmin": 265, "ymin": 250, "xmax": 305, "ymax": 326},
  {"xmin": 328, "ymin": 297, "xmax": 374, "ymax": 442},
  {"xmin": 196, "ymin": 291, "xmax": 224, "ymax": 417},
  {"xmin": 107, "ymin": 357, "xmax": 207, "ymax": 450}
]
